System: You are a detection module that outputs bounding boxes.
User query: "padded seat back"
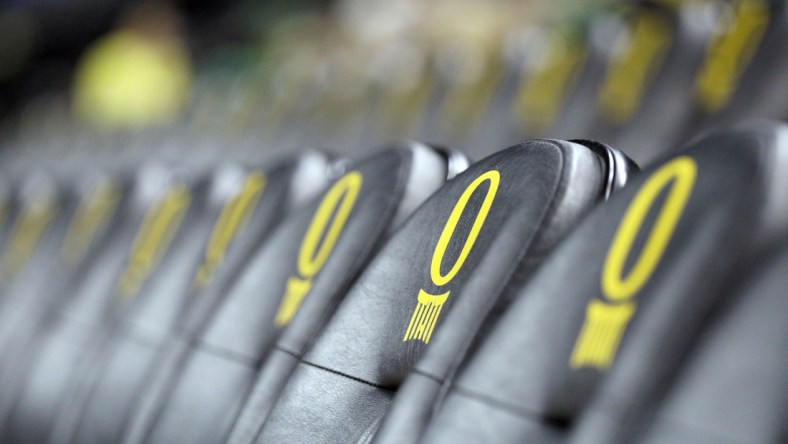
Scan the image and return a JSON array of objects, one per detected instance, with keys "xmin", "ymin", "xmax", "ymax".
[
  {"xmin": 257, "ymin": 138, "xmax": 634, "ymax": 443},
  {"xmin": 421, "ymin": 122, "xmax": 788, "ymax": 443},
  {"xmin": 130, "ymin": 143, "xmax": 456, "ymax": 444}
]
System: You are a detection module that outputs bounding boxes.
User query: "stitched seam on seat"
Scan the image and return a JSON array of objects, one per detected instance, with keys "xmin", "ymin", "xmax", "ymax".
[{"xmin": 299, "ymin": 359, "xmax": 396, "ymax": 392}]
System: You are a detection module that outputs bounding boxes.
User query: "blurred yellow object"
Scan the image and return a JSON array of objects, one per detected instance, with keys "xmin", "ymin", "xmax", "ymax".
[{"xmin": 73, "ymin": 30, "xmax": 191, "ymax": 130}]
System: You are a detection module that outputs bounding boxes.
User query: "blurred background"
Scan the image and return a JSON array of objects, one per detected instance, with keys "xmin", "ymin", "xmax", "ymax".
[{"xmin": 0, "ymin": 0, "xmax": 786, "ymax": 173}]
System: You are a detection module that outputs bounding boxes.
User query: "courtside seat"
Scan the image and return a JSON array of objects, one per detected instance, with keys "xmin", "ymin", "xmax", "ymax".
[
  {"xmin": 0, "ymin": 165, "xmax": 199, "ymax": 443},
  {"xmin": 55, "ymin": 152, "xmax": 330, "ymax": 444},
  {"xmin": 125, "ymin": 143, "xmax": 460, "ymax": 444},
  {"xmin": 633, "ymin": 242, "xmax": 788, "ymax": 444},
  {"xmin": 420, "ymin": 122, "xmax": 788, "ymax": 443},
  {"xmin": 255, "ymin": 138, "xmax": 635, "ymax": 444},
  {"xmin": 0, "ymin": 173, "xmax": 125, "ymax": 418}
]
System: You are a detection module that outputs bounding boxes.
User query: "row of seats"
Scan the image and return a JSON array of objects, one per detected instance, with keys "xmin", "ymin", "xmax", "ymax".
[
  {"xmin": 5, "ymin": 0, "xmax": 788, "ymax": 172},
  {"xmin": 165, "ymin": 0, "xmax": 787, "ymax": 166},
  {"xmin": 0, "ymin": 120, "xmax": 786, "ymax": 443}
]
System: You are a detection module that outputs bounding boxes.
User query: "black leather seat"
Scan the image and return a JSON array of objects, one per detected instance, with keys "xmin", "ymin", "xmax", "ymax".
[
  {"xmin": 0, "ymin": 173, "xmax": 61, "ymax": 292},
  {"xmin": 420, "ymin": 122, "xmax": 788, "ymax": 443},
  {"xmin": 369, "ymin": 140, "xmax": 635, "ymax": 444},
  {"xmin": 581, "ymin": 2, "xmax": 710, "ymax": 165},
  {"xmin": 0, "ymin": 172, "xmax": 78, "ymax": 432},
  {"xmin": 123, "ymin": 143, "xmax": 459, "ymax": 444},
  {"xmin": 254, "ymin": 138, "xmax": 635, "ymax": 444},
  {"xmin": 565, "ymin": 123, "xmax": 788, "ymax": 444},
  {"xmin": 53, "ymin": 153, "xmax": 331, "ymax": 444},
  {"xmin": 0, "ymin": 165, "xmax": 199, "ymax": 442},
  {"xmin": 0, "ymin": 174, "xmax": 124, "ymax": 415},
  {"xmin": 684, "ymin": 1, "xmax": 788, "ymax": 142},
  {"xmin": 633, "ymin": 241, "xmax": 788, "ymax": 444}
]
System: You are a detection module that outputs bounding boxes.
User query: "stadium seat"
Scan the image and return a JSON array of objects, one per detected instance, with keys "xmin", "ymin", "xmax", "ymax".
[
  {"xmin": 123, "ymin": 143, "xmax": 461, "ymax": 444},
  {"xmin": 255, "ymin": 138, "xmax": 635, "ymax": 443},
  {"xmin": 419, "ymin": 122, "xmax": 788, "ymax": 443}
]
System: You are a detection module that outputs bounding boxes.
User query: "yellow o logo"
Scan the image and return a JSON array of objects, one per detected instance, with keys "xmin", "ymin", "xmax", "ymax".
[
  {"xmin": 275, "ymin": 171, "xmax": 363, "ymax": 326},
  {"xmin": 602, "ymin": 156, "xmax": 697, "ymax": 301},
  {"xmin": 430, "ymin": 170, "xmax": 500, "ymax": 287},
  {"xmin": 297, "ymin": 171, "xmax": 363, "ymax": 278}
]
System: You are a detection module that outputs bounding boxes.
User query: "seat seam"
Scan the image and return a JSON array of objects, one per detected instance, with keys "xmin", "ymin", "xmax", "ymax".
[{"xmin": 299, "ymin": 359, "xmax": 397, "ymax": 392}]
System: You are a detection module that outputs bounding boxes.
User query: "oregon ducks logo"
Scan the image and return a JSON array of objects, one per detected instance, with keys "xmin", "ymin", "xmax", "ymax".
[
  {"xmin": 1, "ymin": 191, "xmax": 58, "ymax": 279},
  {"xmin": 274, "ymin": 171, "xmax": 363, "ymax": 326},
  {"xmin": 570, "ymin": 156, "xmax": 696, "ymax": 369},
  {"xmin": 598, "ymin": 12, "xmax": 672, "ymax": 123},
  {"xmin": 694, "ymin": 0, "xmax": 768, "ymax": 112},
  {"xmin": 116, "ymin": 185, "xmax": 191, "ymax": 297},
  {"xmin": 61, "ymin": 179, "xmax": 122, "ymax": 265},
  {"xmin": 193, "ymin": 171, "xmax": 266, "ymax": 289},
  {"xmin": 403, "ymin": 170, "xmax": 500, "ymax": 344}
]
